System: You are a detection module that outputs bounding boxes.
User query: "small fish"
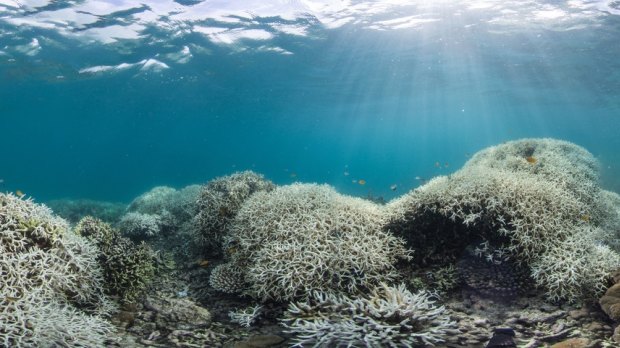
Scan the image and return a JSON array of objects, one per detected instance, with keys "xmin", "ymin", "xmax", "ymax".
[
  {"xmin": 390, "ymin": 184, "xmax": 398, "ymax": 191},
  {"xmin": 444, "ymin": 162, "xmax": 449, "ymax": 168},
  {"xmin": 415, "ymin": 176, "xmax": 422, "ymax": 180},
  {"xmin": 15, "ymin": 190, "xmax": 24, "ymax": 197},
  {"xmin": 580, "ymin": 215, "xmax": 590, "ymax": 222},
  {"xmin": 343, "ymin": 171, "xmax": 350, "ymax": 176},
  {"xmin": 358, "ymin": 179, "xmax": 366, "ymax": 185},
  {"xmin": 525, "ymin": 156, "xmax": 537, "ymax": 164},
  {"xmin": 434, "ymin": 161, "xmax": 441, "ymax": 168},
  {"xmin": 198, "ymin": 260, "xmax": 209, "ymax": 268},
  {"xmin": 0, "ymin": 178, "xmax": 4, "ymax": 184},
  {"xmin": 290, "ymin": 172, "xmax": 297, "ymax": 178},
  {"xmin": 352, "ymin": 179, "xmax": 357, "ymax": 184},
  {"xmin": 4, "ymin": 296, "xmax": 21, "ymax": 302}
]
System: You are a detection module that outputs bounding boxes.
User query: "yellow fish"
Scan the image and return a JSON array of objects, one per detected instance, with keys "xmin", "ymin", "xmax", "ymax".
[
  {"xmin": 358, "ymin": 179, "xmax": 366, "ymax": 185},
  {"xmin": 16, "ymin": 190, "xmax": 24, "ymax": 197}
]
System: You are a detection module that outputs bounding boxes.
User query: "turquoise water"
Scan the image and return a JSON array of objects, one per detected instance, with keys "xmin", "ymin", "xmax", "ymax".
[{"xmin": 1, "ymin": 0, "xmax": 620, "ymax": 202}]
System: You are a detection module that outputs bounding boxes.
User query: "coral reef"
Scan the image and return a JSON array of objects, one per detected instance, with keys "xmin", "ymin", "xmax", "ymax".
[
  {"xmin": 127, "ymin": 186, "xmax": 177, "ymax": 215},
  {"xmin": 194, "ymin": 171, "xmax": 275, "ymax": 253},
  {"xmin": 119, "ymin": 185, "xmax": 202, "ymax": 263},
  {"xmin": 122, "ymin": 185, "xmax": 201, "ymax": 238},
  {"xmin": 208, "ymin": 263, "xmax": 248, "ymax": 294},
  {"xmin": 75, "ymin": 216, "xmax": 156, "ymax": 304},
  {"xmin": 0, "ymin": 193, "xmax": 115, "ymax": 347},
  {"xmin": 281, "ymin": 283, "xmax": 458, "ymax": 347},
  {"xmin": 229, "ymin": 183, "xmax": 411, "ymax": 301},
  {"xmin": 228, "ymin": 305, "xmax": 262, "ymax": 327},
  {"xmin": 385, "ymin": 138, "xmax": 620, "ymax": 302},
  {"xmin": 118, "ymin": 211, "xmax": 162, "ymax": 240}
]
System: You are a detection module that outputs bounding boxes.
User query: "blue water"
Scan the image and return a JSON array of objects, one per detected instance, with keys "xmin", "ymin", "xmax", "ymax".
[{"xmin": 1, "ymin": 1, "xmax": 620, "ymax": 203}]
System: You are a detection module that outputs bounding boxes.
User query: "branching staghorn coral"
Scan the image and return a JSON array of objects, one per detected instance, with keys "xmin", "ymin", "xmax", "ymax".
[
  {"xmin": 228, "ymin": 305, "xmax": 262, "ymax": 327},
  {"xmin": 194, "ymin": 171, "xmax": 275, "ymax": 252},
  {"xmin": 118, "ymin": 211, "xmax": 162, "ymax": 239},
  {"xmin": 121, "ymin": 184, "xmax": 201, "ymax": 239},
  {"xmin": 229, "ymin": 183, "xmax": 411, "ymax": 301},
  {"xmin": 385, "ymin": 138, "xmax": 620, "ymax": 302},
  {"xmin": 281, "ymin": 283, "xmax": 458, "ymax": 347},
  {"xmin": 127, "ymin": 186, "xmax": 177, "ymax": 215},
  {"xmin": 0, "ymin": 193, "xmax": 115, "ymax": 347}
]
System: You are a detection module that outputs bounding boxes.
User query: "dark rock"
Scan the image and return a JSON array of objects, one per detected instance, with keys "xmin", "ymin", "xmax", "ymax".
[{"xmin": 485, "ymin": 327, "xmax": 516, "ymax": 348}]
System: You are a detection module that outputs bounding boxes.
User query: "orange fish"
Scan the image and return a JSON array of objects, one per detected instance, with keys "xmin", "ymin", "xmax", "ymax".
[
  {"xmin": 358, "ymin": 179, "xmax": 366, "ymax": 185},
  {"xmin": 525, "ymin": 156, "xmax": 537, "ymax": 164}
]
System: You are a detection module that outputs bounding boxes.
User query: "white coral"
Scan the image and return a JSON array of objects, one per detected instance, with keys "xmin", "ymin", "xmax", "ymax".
[
  {"xmin": 228, "ymin": 305, "xmax": 262, "ymax": 327},
  {"xmin": 385, "ymin": 138, "xmax": 620, "ymax": 302},
  {"xmin": 230, "ymin": 183, "xmax": 411, "ymax": 301},
  {"xmin": 194, "ymin": 171, "xmax": 275, "ymax": 250},
  {"xmin": 0, "ymin": 193, "xmax": 115, "ymax": 347},
  {"xmin": 282, "ymin": 283, "xmax": 458, "ymax": 347},
  {"xmin": 118, "ymin": 211, "xmax": 161, "ymax": 239}
]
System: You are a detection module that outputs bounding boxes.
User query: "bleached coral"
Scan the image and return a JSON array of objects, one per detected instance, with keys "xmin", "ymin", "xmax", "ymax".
[
  {"xmin": 194, "ymin": 171, "xmax": 275, "ymax": 251},
  {"xmin": 127, "ymin": 186, "xmax": 177, "ymax": 215},
  {"xmin": 385, "ymin": 138, "xmax": 620, "ymax": 302},
  {"xmin": 529, "ymin": 227, "xmax": 620, "ymax": 302},
  {"xmin": 0, "ymin": 193, "xmax": 115, "ymax": 347},
  {"xmin": 228, "ymin": 305, "xmax": 262, "ymax": 327},
  {"xmin": 281, "ymin": 283, "xmax": 458, "ymax": 347},
  {"xmin": 230, "ymin": 183, "xmax": 411, "ymax": 301},
  {"xmin": 118, "ymin": 211, "xmax": 162, "ymax": 239},
  {"xmin": 208, "ymin": 262, "xmax": 247, "ymax": 294},
  {"xmin": 463, "ymin": 138, "xmax": 600, "ymax": 209}
]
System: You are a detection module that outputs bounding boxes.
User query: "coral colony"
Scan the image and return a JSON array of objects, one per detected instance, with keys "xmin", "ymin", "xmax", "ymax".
[{"xmin": 2, "ymin": 138, "xmax": 620, "ymax": 347}]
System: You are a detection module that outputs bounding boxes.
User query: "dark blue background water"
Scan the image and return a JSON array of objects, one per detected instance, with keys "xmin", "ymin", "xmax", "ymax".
[{"xmin": 1, "ymin": 1, "xmax": 619, "ymax": 203}]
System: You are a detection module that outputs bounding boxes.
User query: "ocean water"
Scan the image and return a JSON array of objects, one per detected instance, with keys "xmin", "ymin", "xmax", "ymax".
[{"xmin": 1, "ymin": 0, "xmax": 620, "ymax": 203}]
